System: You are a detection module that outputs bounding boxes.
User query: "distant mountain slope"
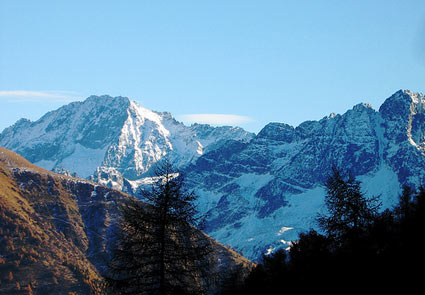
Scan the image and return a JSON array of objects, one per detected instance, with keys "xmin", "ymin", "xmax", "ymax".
[
  {"xmin": 0, "ymin": 148, "xmax": 253, "ymax": 294},
  {"xmin": 184, "ymin": 90, "xmax": 425, "ymax": 259}
]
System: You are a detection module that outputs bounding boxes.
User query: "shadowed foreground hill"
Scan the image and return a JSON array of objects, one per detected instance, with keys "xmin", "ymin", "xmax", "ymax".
[{"xmin": 0, "ymin": 147, "xmax": 253, "ymax": 294}]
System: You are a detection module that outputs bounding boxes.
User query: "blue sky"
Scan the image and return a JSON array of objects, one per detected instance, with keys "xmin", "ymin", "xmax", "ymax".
[{"xmin": 1, "ymin": 0, "xmax": 425, "ymax": 133}]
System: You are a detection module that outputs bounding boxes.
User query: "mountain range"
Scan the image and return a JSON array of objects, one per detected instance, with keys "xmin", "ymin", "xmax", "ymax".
[{"xmin": 1, "ymin": 89, "xmax": 424, "ymax": 260}]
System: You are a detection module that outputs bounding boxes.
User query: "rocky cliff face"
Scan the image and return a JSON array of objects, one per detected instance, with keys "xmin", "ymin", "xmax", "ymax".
[
  {"xmin": 0, "ymin": 148, "xmax": 253, "ymax": 294},
  {"xmin": 183, "ymin": 90, "xmax": 425, "ymax": 259}
]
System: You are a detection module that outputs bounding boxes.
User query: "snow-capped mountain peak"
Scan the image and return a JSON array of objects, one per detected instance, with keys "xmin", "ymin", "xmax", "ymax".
[{"xmin": 0, "ymin": 95, "xmax": 254, "ymax": 181}]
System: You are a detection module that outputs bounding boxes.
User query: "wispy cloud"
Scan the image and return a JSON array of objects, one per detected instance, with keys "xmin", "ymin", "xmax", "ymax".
[
  {"xmin": 177, "ymin": 113, "xmax": 254, "ymax": 126},
  {"xmin": 0, "ymin": 90, "xmax": 81, "ymax": 103}
]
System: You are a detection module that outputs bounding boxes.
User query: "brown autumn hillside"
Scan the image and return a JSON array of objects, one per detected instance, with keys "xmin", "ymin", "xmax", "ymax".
[{"xmin": 0, "ymin": 147, "xmax": 253, "ymax": 294}]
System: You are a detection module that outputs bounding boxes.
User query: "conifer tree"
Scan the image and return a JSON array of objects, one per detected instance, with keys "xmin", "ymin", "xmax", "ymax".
[
  {"xmin": 394, "ymin": 185, "xmax": 414, "ymax": 220},
  {"xmin": 318, "ymin": 167, "xmax": 381, "ymax": 247},
  {"xmin": 105, "ymin": 160, "xmax": 212, "ymax": 295}
]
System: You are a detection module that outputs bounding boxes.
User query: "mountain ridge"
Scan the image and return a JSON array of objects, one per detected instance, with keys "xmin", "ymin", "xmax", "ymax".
[
  {"xmin": 1, "ymin": 89, "xmax": 425, "ymax": 260},
  {"xmin": 182, "ymin": 89, "xmax": 425, "ymax": 259}
]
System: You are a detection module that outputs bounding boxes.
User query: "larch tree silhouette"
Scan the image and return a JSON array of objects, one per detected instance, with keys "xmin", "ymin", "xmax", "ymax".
[
  {"xmin": 105, "ymin": 160, "xmax": 212, "ymax": 295},
  {"xmin": 317, "ymin": 167, "xmax": 381, "ymax": 248}
]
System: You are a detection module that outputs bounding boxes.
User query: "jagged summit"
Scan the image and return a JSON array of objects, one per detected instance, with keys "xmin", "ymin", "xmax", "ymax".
[
  {"xmin": 256, "ymin": 122, "xmax": 295, "ymax": 142},
  {"xmin": 352, "ymin": 102, "xmax": 374, "ymax": 112},
  {"xmin": 379, "ymin": 89, "xmax": 425, "ymax": 114},
  {"xmin": 85, "ymin": 94, "xmax": 130, "ymax": 102},
  {"xmin": 401, "ymin": 89, "xmax": 424, "ymax": 99}
]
